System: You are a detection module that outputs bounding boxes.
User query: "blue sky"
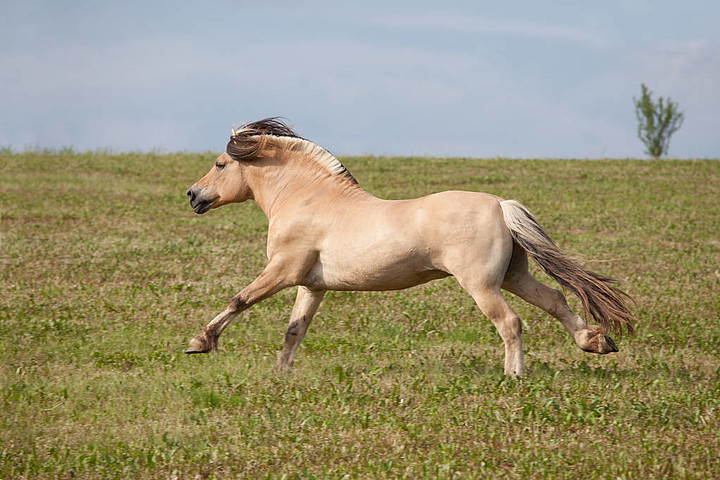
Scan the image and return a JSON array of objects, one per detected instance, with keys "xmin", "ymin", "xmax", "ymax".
[{"xmin": 2, "ymin": 1, "xmax": 718, "ymax": 157}]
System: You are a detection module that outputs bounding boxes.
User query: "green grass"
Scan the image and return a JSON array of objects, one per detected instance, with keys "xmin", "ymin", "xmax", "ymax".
[{"xmin": 1, "ymin": 151, "xmax": 719, "ymax": 479}]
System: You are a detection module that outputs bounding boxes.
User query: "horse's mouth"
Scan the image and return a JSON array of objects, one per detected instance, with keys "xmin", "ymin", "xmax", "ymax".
[
  {"xmin": 190, "ymin": 197, "xmax": 218, "ymax": 214},
  {"xmin": 192, "ymin": 202, "xmax": 211, "ymax": 214}
]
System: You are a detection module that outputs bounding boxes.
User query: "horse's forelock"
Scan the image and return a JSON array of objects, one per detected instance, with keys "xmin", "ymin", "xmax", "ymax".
[{"xmin": 226, "ymin": 135, "xmax": 264, "ymax": 160}]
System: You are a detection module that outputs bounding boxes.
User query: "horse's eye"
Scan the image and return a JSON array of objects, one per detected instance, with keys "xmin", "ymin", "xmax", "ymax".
[{"xmin": 215, "ymin": 163, "xmax": 225, "ymax": 170}]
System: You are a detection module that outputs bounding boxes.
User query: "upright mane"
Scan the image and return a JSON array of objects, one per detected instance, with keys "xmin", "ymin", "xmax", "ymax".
[{"xmin": 226, "ymin": 117, "xmax": 358, "ymax": 184}]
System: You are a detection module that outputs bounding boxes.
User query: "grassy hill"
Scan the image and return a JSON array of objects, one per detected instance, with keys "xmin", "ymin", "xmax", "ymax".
[{"xmin": 1, "ymin": 151, "xmax": 718, "ymax": 479}]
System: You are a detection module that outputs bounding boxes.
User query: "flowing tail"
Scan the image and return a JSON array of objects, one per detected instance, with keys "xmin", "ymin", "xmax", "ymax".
[{"xmin": 500, "ymin": 200, "xmax": 635, "ymax": 336}]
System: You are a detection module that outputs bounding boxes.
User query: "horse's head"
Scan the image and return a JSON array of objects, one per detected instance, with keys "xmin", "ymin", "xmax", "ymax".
[{"xmin": 186, "ymin": 152, "xmax": 252, "ymax": 214}]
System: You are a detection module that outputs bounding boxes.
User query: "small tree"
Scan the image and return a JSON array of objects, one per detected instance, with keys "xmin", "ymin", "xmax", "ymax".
[{"xmin": 633, "ymin": 83, "xmax": 684, "ymax": 158}]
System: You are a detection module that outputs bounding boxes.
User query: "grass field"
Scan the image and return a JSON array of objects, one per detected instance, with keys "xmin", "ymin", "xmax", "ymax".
[{"xmin": 1, "ymin": 151, "xmax": 719, "ymax": 479}]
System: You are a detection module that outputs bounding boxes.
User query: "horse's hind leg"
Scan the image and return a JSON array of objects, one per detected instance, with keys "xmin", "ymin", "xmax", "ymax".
[
  {"xmin": 502, "ymin": 245, "xmax": 618, "ymax": 354},
  {"xmin": 471, "ymin": 287, "xmax": 525, "ymax": 376},
  {"xmin": 455, "ymin": 274, "xmax": 525, "ymax": 376},
  {"xmin": 276, "ymin": 287, "xmax": 326, "ymax": 371}
]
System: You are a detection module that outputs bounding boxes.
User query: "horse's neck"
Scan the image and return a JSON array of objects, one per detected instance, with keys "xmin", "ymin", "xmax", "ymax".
[{"xmin": 247, "ymin": 159, "xmax": 367, "ymax": 219}]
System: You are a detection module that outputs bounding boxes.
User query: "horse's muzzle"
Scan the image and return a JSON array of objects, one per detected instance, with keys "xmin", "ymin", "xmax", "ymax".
[{"xmin": 187, "ymin": 187, "xmax": 216, "ymax": 214}]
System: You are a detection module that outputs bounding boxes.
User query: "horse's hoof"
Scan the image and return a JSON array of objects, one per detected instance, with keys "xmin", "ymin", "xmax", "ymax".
[
  {"xmin": 185, "ymin": 336, "xmax": 212, "ymax": 354},
  {"xmin": 275, "ymin": 358, "xmax": 294, "ymax": 373},
  {"xmin": 604, "ymin": 335, "xmax": 619, "ymax": 353},
  {"xmin": 577, "ymin": 329, "xmax": 619, "ymax": 354}
]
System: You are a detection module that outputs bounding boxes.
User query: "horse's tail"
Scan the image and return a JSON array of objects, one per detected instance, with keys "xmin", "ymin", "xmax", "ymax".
[{"xmin": 499, "ymin": 200, "xmax": 635, "ymax": 336}]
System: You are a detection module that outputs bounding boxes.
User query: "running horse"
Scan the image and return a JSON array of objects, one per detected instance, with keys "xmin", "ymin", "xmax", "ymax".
[{"xmin": 185, "ymin": 118, "xmax": 634, "ymax": 376}]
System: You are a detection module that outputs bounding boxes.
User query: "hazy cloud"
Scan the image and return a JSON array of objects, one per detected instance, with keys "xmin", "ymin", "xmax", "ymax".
[{"xmin": 374, "ymin": 13, "xmax": 609, "ymax": 47}]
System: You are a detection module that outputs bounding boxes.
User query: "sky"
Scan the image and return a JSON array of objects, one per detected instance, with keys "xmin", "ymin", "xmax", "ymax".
[{"xmin": 1, "ymin": 1, "xmax": 719, "ymax": 158}]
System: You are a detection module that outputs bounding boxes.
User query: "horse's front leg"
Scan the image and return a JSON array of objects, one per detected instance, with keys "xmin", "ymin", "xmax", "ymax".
[
  {"xmin": 277, "ymin": 287, "xmax": 326, "ymax": 371},
  {"xmin": 185, "ymin": 258, "xmax": 307, "ymax": 354}
]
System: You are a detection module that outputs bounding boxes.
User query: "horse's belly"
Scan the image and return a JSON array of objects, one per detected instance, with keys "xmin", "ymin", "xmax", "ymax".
[{"xmin": 303, "ymin": 254, "xmax": 449, "ymax": 291}]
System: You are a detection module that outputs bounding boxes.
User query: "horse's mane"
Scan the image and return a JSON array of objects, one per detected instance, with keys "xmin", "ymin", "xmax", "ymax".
[{"xmin": 226, "ymin": 117, "xmax": 357, "ymax": 184}]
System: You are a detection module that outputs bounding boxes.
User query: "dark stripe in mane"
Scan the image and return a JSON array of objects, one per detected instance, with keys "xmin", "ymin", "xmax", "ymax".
[
  {"xmin": 226, "ymin": 117, "xmax": 358, "ymax": 184},
  {"xmin": 226, "ymin": 117, "xmax": 300, "ymax": 159},
  {"xmin": 235, "ymin": 117, "xmax": 302, "ymax": 139}
]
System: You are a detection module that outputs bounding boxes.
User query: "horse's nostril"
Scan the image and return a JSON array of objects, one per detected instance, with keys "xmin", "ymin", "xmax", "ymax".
[{"xmin": 187, "ymin": 189, "xmax": 195, "ymax": 201}]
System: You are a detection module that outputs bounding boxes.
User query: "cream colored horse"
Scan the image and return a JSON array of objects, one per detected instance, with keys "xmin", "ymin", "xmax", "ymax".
[{"xmin": 185, "ymin": 118, "xmax": 634, "ymax": 376}]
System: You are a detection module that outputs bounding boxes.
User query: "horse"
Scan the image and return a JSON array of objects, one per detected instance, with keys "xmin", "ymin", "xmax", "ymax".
[{"xmin": 185, "ymin": 118, "xmax": 634, "ymax": 376}]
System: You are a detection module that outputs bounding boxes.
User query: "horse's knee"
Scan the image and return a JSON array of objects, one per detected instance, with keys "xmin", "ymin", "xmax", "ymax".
[
  {"xmin": 229, "ymin": 297, "xmax": 247, "ymax": 313},
  {"xmin": 284, "ymin": 317, "xmax": 303, "ymax": 343}
]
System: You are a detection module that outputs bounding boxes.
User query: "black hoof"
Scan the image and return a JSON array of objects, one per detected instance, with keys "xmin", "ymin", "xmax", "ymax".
[{"xmin": 605, "ymin": 335, "xmax": 619, "ymax": 353}]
